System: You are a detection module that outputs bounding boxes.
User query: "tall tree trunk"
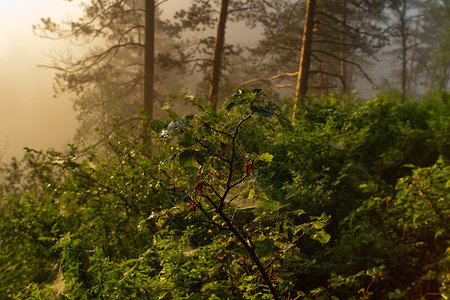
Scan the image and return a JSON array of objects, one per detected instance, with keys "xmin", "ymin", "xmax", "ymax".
[
  {"xmin": 407, "ymin": 14, "xmax": 420, "ymax": 94},
  {"xmin": 209, "ymin": 0, "xmax": 230, "ymax": 112},
  {"xmin": 442, "ymin": 62, "xmax": 450, "ymax": 90},
  {"xmin": 144, "ymin": 0, "xmax": 155, "ymax": 119},
  {"xmin": 293, "ymin": 0, "xmax": 316, "ymax": 119},
  {"xmin": 399, "ymin": 1, "xmax": 408, "ymax": 102},
  {"xmin": 340, "ymin": 0, "xmax": 348, "ymax": 94}
]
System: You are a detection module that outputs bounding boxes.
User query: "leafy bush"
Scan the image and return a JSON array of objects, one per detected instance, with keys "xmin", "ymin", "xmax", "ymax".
[{"xmin": 1, "ymin": 91, "xmax": 448, "ymax": 299}]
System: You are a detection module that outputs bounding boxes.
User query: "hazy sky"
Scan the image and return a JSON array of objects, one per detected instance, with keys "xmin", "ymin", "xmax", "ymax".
[
  {"xmin": 0, "ymin": 0, "xmax": 83, "ymax": 162},
  {"xmin": 0, "ymin": 0, "xmax": 257, "ymax": 163}
]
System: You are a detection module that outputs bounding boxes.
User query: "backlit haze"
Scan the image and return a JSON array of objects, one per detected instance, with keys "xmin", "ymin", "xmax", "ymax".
[
  {"xmin": 0, "ymin": 1, "xmax": 251, "ymax": 163},
  {"xmin": 0, "ymin": 0, "xmax": 82, "ymax": 162},
  {"xmin": 0, "ymin": 1, "xmax": 384, "ymax": 163}
]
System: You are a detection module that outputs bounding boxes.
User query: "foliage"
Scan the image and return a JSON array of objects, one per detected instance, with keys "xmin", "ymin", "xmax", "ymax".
[{"xmin": 0, "ymin": 91, "xmax": 449, "ymax": 299}]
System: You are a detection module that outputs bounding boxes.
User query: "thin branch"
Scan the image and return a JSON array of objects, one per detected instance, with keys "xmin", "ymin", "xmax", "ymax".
[
  {"xmin": 156, "ymin": 0, "xmax": 168, "ymax": 7},
  {"xmin": 287, "ymin": 0, "xmax": 303, "ymax": 20},
  {"xmin": 313, "ymin": 49, "xmax": 374, "ymax": 85},
  {"xmin": 312, "ymin": 38, "xmax": 378, "ymax": 60},
  {"xmin": 219, "ymin": 112, "xmax": 254, "ymax": 211},
  {"xmin": 237, "ymin": 72, "xmax": 298, "ymax": 87},
  {"xmin": 189, "ymin": 195, "xmax": 226, "ymax": 230},
  {"xmin": 38, "ymin": 42, "xmax": 143, "ymax": 74},
  {"xmin": 315, "ymin": 10, "xmax": 384, "ymax": 38},
  {"xmin": 202, "ymin": 122, "xmax": 232, "ymax": 138},
  {"xmin": 203, "ymin": 193, "xmax": 219, "ymax": 211}
]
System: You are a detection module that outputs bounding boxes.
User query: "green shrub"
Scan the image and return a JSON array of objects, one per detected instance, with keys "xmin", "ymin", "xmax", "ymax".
[{"xmin": 1, "ymin": 91, "xmax": 448, "ymax": 299}]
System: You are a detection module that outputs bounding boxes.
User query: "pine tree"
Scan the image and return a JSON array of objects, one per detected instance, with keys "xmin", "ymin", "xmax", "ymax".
[
  {"xmin": 241, "ymin": 0, "xmax": 387, "ymax": 101},
  {"xmin": 34, "ymin": 0, "xmax": 181, "ymax": 142}
]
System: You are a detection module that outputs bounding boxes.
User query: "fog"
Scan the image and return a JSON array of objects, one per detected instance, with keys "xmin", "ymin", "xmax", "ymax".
[
  {"xmin": 0, "ymin": 0, "xmax": 82, "ymax": 162},
  {"xmin": 0, "ymin": 0, "xmax": 262, "ymax": 163},
  {"xmin": 0, "ymin": 1, "xmax": 396, "ymax": 163}
]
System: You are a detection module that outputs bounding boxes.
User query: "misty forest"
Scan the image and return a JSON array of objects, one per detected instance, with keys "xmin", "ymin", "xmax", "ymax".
[{"xmin": 1, "ymin": 0, "xmax": 449, "ymax": 299}]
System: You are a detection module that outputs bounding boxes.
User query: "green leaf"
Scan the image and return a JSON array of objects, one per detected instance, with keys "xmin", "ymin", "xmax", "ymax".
[
  {"xmin": 179, "ymin": 150, "xmax": 197, "ymax": 168},
  {"xmin": 179, "ymin": 135, "xmax": 196, "ymax": 148},
  {"xmin": 402, "ymin": 163, "xmax": 416, "ymax": 168},
  {"xmin": 124, "ymin": 258, "xmax": 139, "ymax": 265},
  {"xmin": 293, "ymin": 209, "xmax": 306, "ymax": 216},
  {"xmin": 251, "ymin": 104, "xmax": 275, "ymax": 116},
  {"xmin": 256, "ymin": 238, "xmax": 274, "ymax": 257},
  {"xmin": 258, "ymin": 153, "xmax": 273, "ymax": 162},
  {"xmin": 225, "ymin": 100, "xmax": 236, "ymax": 112},
  {"xmin": 193, "ymin": 151, "xmax": 207, "ymax": 165},
  {"xmin": 260, "ymin": 192, "xmax": 270, "ymax": 201},
  {"xmin": 275, "ymin": 114, "xmax": 293, "ymax": 131},
  {"xmin": 309, "ymin": 287, "xmax": 326, "ymax": 296},
  {"xmin": 241, "ymin": 186, "xmax": 250, "ymax": 198},
  {"xmin": 248, "ymin": 188, "xmax": 256, "ymax": 200},
  {"xmin": 256, "ymin": 199, "xmax": 281, "ymax": 214},
  {"xmin": 150, "ymin": 120, "xmax": 167, "ymax": 133},
  {"xmin": 312, "ymin": 230, "xmax": 331, "ymax": 244},
  {"xmin": 312, "ymin": 221, "xmax": 327, "ymax": 229}
]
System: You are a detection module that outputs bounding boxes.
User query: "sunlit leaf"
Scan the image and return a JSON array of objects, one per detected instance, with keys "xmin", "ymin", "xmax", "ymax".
[
  {"xmin": 161, "ymin": 119, "xmax": 189, "ymax": 136},
  {"xmin": 256, "ymin": 199, "xmax": 281, "ymax": 214},
  {"xmin": 231, "ymin": 88, "xmax": 244, "ymax": 97},
  {"xmin": 258, "ymin": 153, "xmax": 273, "ymax": 162},
  {"xmin": 241, "ymin": 187, "xmax": 250, "ymax": 198},
  {"xmin": 160, "ymin": 155, "xmax": 174, "ymax": 165},
  {"xmin": 248, "ymin": 188, "xmax": 256, "ymax": 200},
  {"xmin": 313, "ymin": 230, "xmax": 331, "ymax": 244},
  {"xmin": 402, "ymin": 163, "xmax": 416, "ymax": 168},
  {"xmin": 293, "ymin": 209, "xmax": 306, "ymax": 216}
]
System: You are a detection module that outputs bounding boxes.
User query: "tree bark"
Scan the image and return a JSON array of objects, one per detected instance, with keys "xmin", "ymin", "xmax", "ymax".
[
  {"xmin": 407, "ymin": 14, "xmax": 420, "ymax": 94},
  {"xmin": 293, "ymin": 0, "xmax": 316, "ymax": 119},
  {"xmin": 144, "ymin": 0, "xmax": 155, "ymax": 119},
  {"xmin": 209, "ymin": 0, "xmax": 230, "ymax": 112},
  {"xmin": 340, "ymin": 0, "xmax": 348, "ymax": 94},
  {"xmin": 399, "ymin": 0, "xmax": 408, "ymax": 102}
]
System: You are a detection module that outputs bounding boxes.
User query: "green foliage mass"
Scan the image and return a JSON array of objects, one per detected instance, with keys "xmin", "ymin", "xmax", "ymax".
[{"xmin": 0, "ymin": 90, "xmax": 449, "ymax": 299}]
